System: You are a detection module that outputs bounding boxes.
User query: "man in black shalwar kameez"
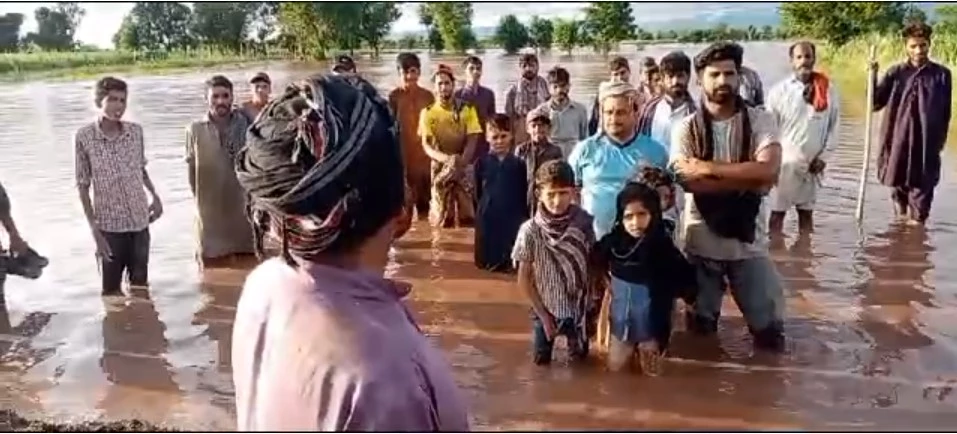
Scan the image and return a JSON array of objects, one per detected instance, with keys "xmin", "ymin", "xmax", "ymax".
[{"xmin": 871, "ymin": 21, "xmax": 953, "ymax": 225}]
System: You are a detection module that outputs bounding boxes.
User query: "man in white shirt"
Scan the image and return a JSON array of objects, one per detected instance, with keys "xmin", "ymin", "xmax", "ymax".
[
  {"xmin": 765, "ymin": 41, "xmax": 840, "ymax": 235},
  {"xmin": 670, "ymin": 42, "xmax": 785, "ymax": 352}
]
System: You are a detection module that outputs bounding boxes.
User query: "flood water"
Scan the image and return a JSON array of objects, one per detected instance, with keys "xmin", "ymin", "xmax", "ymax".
[{"xmin": 2, "ymin": 42, "xmax": 957, "ymax": 430}]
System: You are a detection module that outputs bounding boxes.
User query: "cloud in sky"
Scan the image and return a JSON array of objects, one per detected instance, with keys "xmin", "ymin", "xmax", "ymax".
[{"xmin": 0, "ymin": 2, "xmax": 779, "ymax": 48}]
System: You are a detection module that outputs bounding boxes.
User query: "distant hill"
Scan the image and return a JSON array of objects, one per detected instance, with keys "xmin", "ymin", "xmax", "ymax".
[{"xmin": 391, "ymin": 2, "xmax": 951, "ymax": 39}]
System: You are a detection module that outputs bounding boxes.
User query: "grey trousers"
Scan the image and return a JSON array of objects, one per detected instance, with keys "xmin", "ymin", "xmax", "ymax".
[{"xmin": 689, "ymin": 255, "xmax": 785, "ymax": 332}]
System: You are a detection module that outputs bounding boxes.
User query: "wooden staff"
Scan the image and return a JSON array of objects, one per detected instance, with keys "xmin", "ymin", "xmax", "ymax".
[{"xmin": 855, "ymin": 45, "xmax": 878, "ymax": 223}]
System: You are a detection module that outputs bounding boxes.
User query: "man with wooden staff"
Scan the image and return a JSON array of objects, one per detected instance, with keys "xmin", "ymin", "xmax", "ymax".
[{"xmin": 870, "ymin": 20, "xmax": 952, "ymax": 226}]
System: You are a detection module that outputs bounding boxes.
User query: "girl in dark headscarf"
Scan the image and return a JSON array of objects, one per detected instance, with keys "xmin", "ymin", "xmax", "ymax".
[
  {"xmin": 592, "ymin": 182, "xmax": 695, "ymax": 375},
  {"xmin": 232, "ymin": 73, "xmax": 469, "ymax": 431}
]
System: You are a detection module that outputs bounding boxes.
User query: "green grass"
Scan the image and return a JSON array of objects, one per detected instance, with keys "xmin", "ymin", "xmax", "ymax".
[
  {"xmin": 0, "ymin": 49, "xmax": 286, "ymax": 82},
  {"xmin": 818, "ymin": 34, "xmax": 957, "ymax": 143}
]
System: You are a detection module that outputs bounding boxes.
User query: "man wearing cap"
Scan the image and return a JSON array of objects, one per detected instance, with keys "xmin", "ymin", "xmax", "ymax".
[
  {"xmin": 569, "ymin": 81, "xmax": 670, "ymax": 238},
  {"xmin": 242, "ymin": 72, "xmax": 271, "ymax": 121},
  {"xmin": 514, "ymin": 113, "xmax": 564, "ymax": 212},
  {"xmin": 588, "ymin": 56, "xmax": 632, "ymax": 136},
  {"xmin": 232, "ymin": 73, "xmax": 469, "ymax": 431}
]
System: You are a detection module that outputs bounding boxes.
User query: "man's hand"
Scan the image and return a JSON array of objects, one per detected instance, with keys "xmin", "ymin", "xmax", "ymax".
[
  {"xmin": 541, "ymin": 312, "xmax": 558, "ymax": 340},
  {"xmin": 867, "ymin": 60, "xmax": 879, "ymax": 73},
  {"xmin": 92, "ymin": 230, "xmax": 113, "ymax": 260},
  {"xmin": 148, "ymin": 196, "xmax": 163, "ymax": 223},
  {"xmin": 809, "ymin": 158, "xmax": 826, "ymax": 175},
  {"xmin": 674, "ymin": 157, "xmax": 713, "ymax": 181},
  {"xmin": 7, "ymin": 233, "xmax": 28, "ymax": 255}
]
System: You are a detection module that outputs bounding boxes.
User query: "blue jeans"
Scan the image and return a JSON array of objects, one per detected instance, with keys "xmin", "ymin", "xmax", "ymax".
[
  {"xmin": 532, "ymin": 315, "xmax": 587, "ymax": 365},
  {"xmin": 689, "ymin": 255, "xmax": 785, "ymax": 333}
]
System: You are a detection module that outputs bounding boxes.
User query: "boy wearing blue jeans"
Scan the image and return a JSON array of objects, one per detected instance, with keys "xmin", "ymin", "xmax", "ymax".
[{"xmin": 512, "ymin": 160, "xmax": 595, "ymax": 365}]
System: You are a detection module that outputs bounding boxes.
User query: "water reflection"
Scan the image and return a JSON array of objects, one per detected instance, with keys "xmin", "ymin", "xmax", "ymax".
[
  {"xmin": 97, "ymin": 287, "xmax": 180, "ymax": 418},
  {"xmin": 0, "ymin": 42, "xmax": 956, "ymax": 429}
]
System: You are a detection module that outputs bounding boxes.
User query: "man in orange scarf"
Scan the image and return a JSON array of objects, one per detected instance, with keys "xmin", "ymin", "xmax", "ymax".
[{"xmin": 765, "ymin": 41, "xmax": 841, "ymax": 235}]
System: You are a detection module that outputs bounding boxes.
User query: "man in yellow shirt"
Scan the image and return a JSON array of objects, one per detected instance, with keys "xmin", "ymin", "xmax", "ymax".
[{"xmin": 418, "ymin": 65, "xmax": 483, "ymax": 228}]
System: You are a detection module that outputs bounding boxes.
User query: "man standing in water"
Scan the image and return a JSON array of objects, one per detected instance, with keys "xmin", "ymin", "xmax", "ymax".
[
  {"xmin": 75, "ymin": 76, "xmax": 163, "ymax": 296},
  {"xmin": 455, "ymin": 56, "xmax": 496, "ymax": 162},
  {"xmin": 241, "ymin": 72, "xmax": 271, "ymax": 120},
  {"xmin": 419, "ymin": 65, "xmax": 482, "ymax": 228},
  {"xmin": 589, "ymin": 56, "xmax": 632, "ymax": 136},
  {"xmin": 185, "ymin": 75, "xmax": 255, "ymax": 268},
  {"xmin": 233, "ymin": 73, "xmax": 468, "ymax": 431},
  {"xmin": 388, "ymin": 53, "xmax": 435, "ymax": 222},
  {"xmin": 871, "ymin": 21, "xmax": 952, "ymax": 225},
  {"xmin": 670, "ymin": 42, "xmax": 785, "ymax": 351},
  {"xmin": 530, "ymin": 66, "xmax": 589, "ymax": 158},
  {"xmin": 638, "ymin": 56, "xmax": 662, "ymax": 102},
  {"xmin": 766, "ymin": 41, "xmax": 841, "ymax": 235},
  {"xmin": 637, "ymin": 51, "xmax": 695, "ymax": 149},
  {"xmin": 505, "ymin": 53, "xmax": 550, "ymax": 144}
]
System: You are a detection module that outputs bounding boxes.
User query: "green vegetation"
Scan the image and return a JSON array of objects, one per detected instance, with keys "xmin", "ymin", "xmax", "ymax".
[{"xmin": 797, "ymin": 3, "xmax": 957, "ymax": 139}]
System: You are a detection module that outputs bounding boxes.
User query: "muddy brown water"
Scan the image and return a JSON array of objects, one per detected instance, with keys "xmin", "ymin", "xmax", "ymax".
[{"xmin": 2, "ymin": 42, "xmax": 957, "ymax": 430}]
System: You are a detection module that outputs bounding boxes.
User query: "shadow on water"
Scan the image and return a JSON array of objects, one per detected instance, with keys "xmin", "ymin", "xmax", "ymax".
[{"xmin": 1, "ymin": 42, "xmax": 957, "ymax": 430}]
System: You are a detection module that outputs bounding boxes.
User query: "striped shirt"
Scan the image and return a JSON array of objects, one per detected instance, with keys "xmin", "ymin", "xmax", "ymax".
[
  {"xmin": 74, "ymin": 120, "xmax": 151, "ymax": 233},
  {"xmin": 511, "ymin": 210, "xmax": 594, "ymax": 320}
]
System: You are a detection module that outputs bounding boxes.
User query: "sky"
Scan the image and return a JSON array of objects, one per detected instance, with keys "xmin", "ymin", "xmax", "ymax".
[{"xmin": 0, "ymin": 2, "xmax": 781, "ymax": 49}]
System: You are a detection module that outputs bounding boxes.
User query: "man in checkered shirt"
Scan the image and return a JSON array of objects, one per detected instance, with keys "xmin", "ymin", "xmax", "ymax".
[{"xmin": 74, "ymin": 76, "xmax": 163, "ymax": 296}]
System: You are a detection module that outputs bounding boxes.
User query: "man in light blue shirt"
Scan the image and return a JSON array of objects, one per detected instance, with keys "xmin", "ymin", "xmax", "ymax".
[{"xmin": 569, "ymin": 81, "xmax": 669, "ymax": 238}]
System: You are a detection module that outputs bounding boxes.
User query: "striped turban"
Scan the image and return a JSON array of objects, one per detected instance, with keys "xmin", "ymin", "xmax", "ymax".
[{"xmin": 235, "ymin": 73, "xmax": 404, "ymax": 262}]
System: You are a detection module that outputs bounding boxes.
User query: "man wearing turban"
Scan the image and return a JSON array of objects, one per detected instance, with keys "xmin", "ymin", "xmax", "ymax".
[{"xmin": 231, "ymin": 73, "xmax": 469, "ymax": 431}]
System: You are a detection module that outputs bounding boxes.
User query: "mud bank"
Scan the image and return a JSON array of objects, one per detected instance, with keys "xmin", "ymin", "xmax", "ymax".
[{"xmin": 0, "ymin": 410, "xmax": 177, "ymax": 432}]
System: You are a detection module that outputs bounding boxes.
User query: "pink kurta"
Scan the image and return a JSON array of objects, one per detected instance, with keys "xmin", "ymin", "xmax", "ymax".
[{"xmin": 231, "ymin": 259, "xmax": 470, "ymax": 431}]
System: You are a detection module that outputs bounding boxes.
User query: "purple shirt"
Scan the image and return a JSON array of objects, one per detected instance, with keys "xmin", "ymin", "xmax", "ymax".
[
  {"xmin": 455, "ymin": 84, "xmax": 496, "ymax": 161},
  {"xmin": 232, "ymin": 259, "xmax": 470, "ymax": 431}
]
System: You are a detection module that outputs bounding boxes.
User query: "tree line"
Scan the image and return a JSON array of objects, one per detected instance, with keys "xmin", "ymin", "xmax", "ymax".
[{"xmin": 2, "ymin": 2, "xmax": 954, "ymax": 60}]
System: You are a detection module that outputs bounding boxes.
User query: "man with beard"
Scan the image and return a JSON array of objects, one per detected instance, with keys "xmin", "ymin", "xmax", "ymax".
[
  {"xmin": 766, "ymin": 41, "xmax": 841, "ymax": 235},
  {"xmin": 669, "ymin": 42, "xmax": 785, "ymax": 352},
  {"xmin": 241, "ymin": 72, "xmax": 271, "ymax": 121},
  {"xmin": 588, "ymin": 56, "xmax": 632, "ymax": 136},
  {"xmin": 570, "ymin": 81, "xmax": 669, "ymax": 239},
  {"xmin": 185, "ymin": 75, "xmax": 255, "ymax": 269},
  {"xmin": 637, "ymin": 51, "xmax": 695, "ymax": 150},
  {"xmin": 505, "ymin": 54, "xmax": 550, "ymax": 145},
  {"xmin": 529, "ymin": 66, "xmax": 589, "ymax": 158},
  {"xmin": 419, "ymin": 65, "xmax": 482, "ymax": 228},
  {"xmin": 871, "ymin": 21, "xmax": 952, "ymax": 225}
]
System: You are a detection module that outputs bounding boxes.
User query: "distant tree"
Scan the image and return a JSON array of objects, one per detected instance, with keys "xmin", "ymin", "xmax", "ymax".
[
  {"xmin": 528, "ymin": 15, "xmax": 553, "ymax": 51},
  {"xmin": 582, "ymin": 2, "xmax": 636, "ymax": 54},
  {"xmin": 429, "ymin": 2, "xmax": 475, "ymax": 53},
  {"xmin": 190, "ymin": 2, "xmax": 255, "ymax": 53},
  {"xmin": 359, "ymin": 2, "xmax": 402, "ymax": 58},
  {"xmin": 935, "ymin": 4, "xmax": 957, "ymax": 34},
  {"xmin": 113, "ymin": 2, "xmax": 192, "ymax": 51},
  {"xmin": 495, "ymin": 14, "xmax": 529, "ymax": 54},
  {"xmin": 553, "ymin": 18, "xmax": 583, "ymax": 55},
  {"xmin": 418, "ymin": 3, "xmax": 444, "ymax": 52},
  {"xmin": 779, "ymin": 2, "xmax": 908, "ymax": 46},
  {"xmin": 0, "ymin": 13, "xmax": 24, "ymax": 52},
  {"xmin": 25, "ymin": 2, "xmax": 85, "ymax": 50}
]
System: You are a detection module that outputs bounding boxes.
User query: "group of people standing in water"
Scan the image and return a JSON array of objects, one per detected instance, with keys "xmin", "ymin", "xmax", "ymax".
[{"xmin": 0, "ymin": 18, "xmax": 949, "ymax": 432}]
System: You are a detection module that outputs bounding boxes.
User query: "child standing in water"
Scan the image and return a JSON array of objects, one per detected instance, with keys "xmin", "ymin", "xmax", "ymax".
[
  {"xmin": 592, "ymin": 182, "xmax": 695, "ymax": 374},
  {"xmin": 514, "ymin": 114, "xmax": 564, "ymax": 213},
  {"xmin": 474, "ymin": 114, "xmax": 529, "ymax": 272},
  {"xmin": 512, "ymin": 160, "xmax": 595, "ymax": 365}
]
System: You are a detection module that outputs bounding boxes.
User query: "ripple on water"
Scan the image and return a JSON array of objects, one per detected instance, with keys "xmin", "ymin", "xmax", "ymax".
[{"xmin": 2, "ymin": 42, "xmax": 957, "ymax": 430}]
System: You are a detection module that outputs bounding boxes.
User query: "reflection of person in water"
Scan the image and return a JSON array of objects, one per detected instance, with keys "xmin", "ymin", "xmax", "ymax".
[
  {"xmin": 98, "ymin": 287, "xmax": 180, "ymax": 416},
  {"xmin": 860, "ymin": 226, "xmax": 934, "ymax": 352}
]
